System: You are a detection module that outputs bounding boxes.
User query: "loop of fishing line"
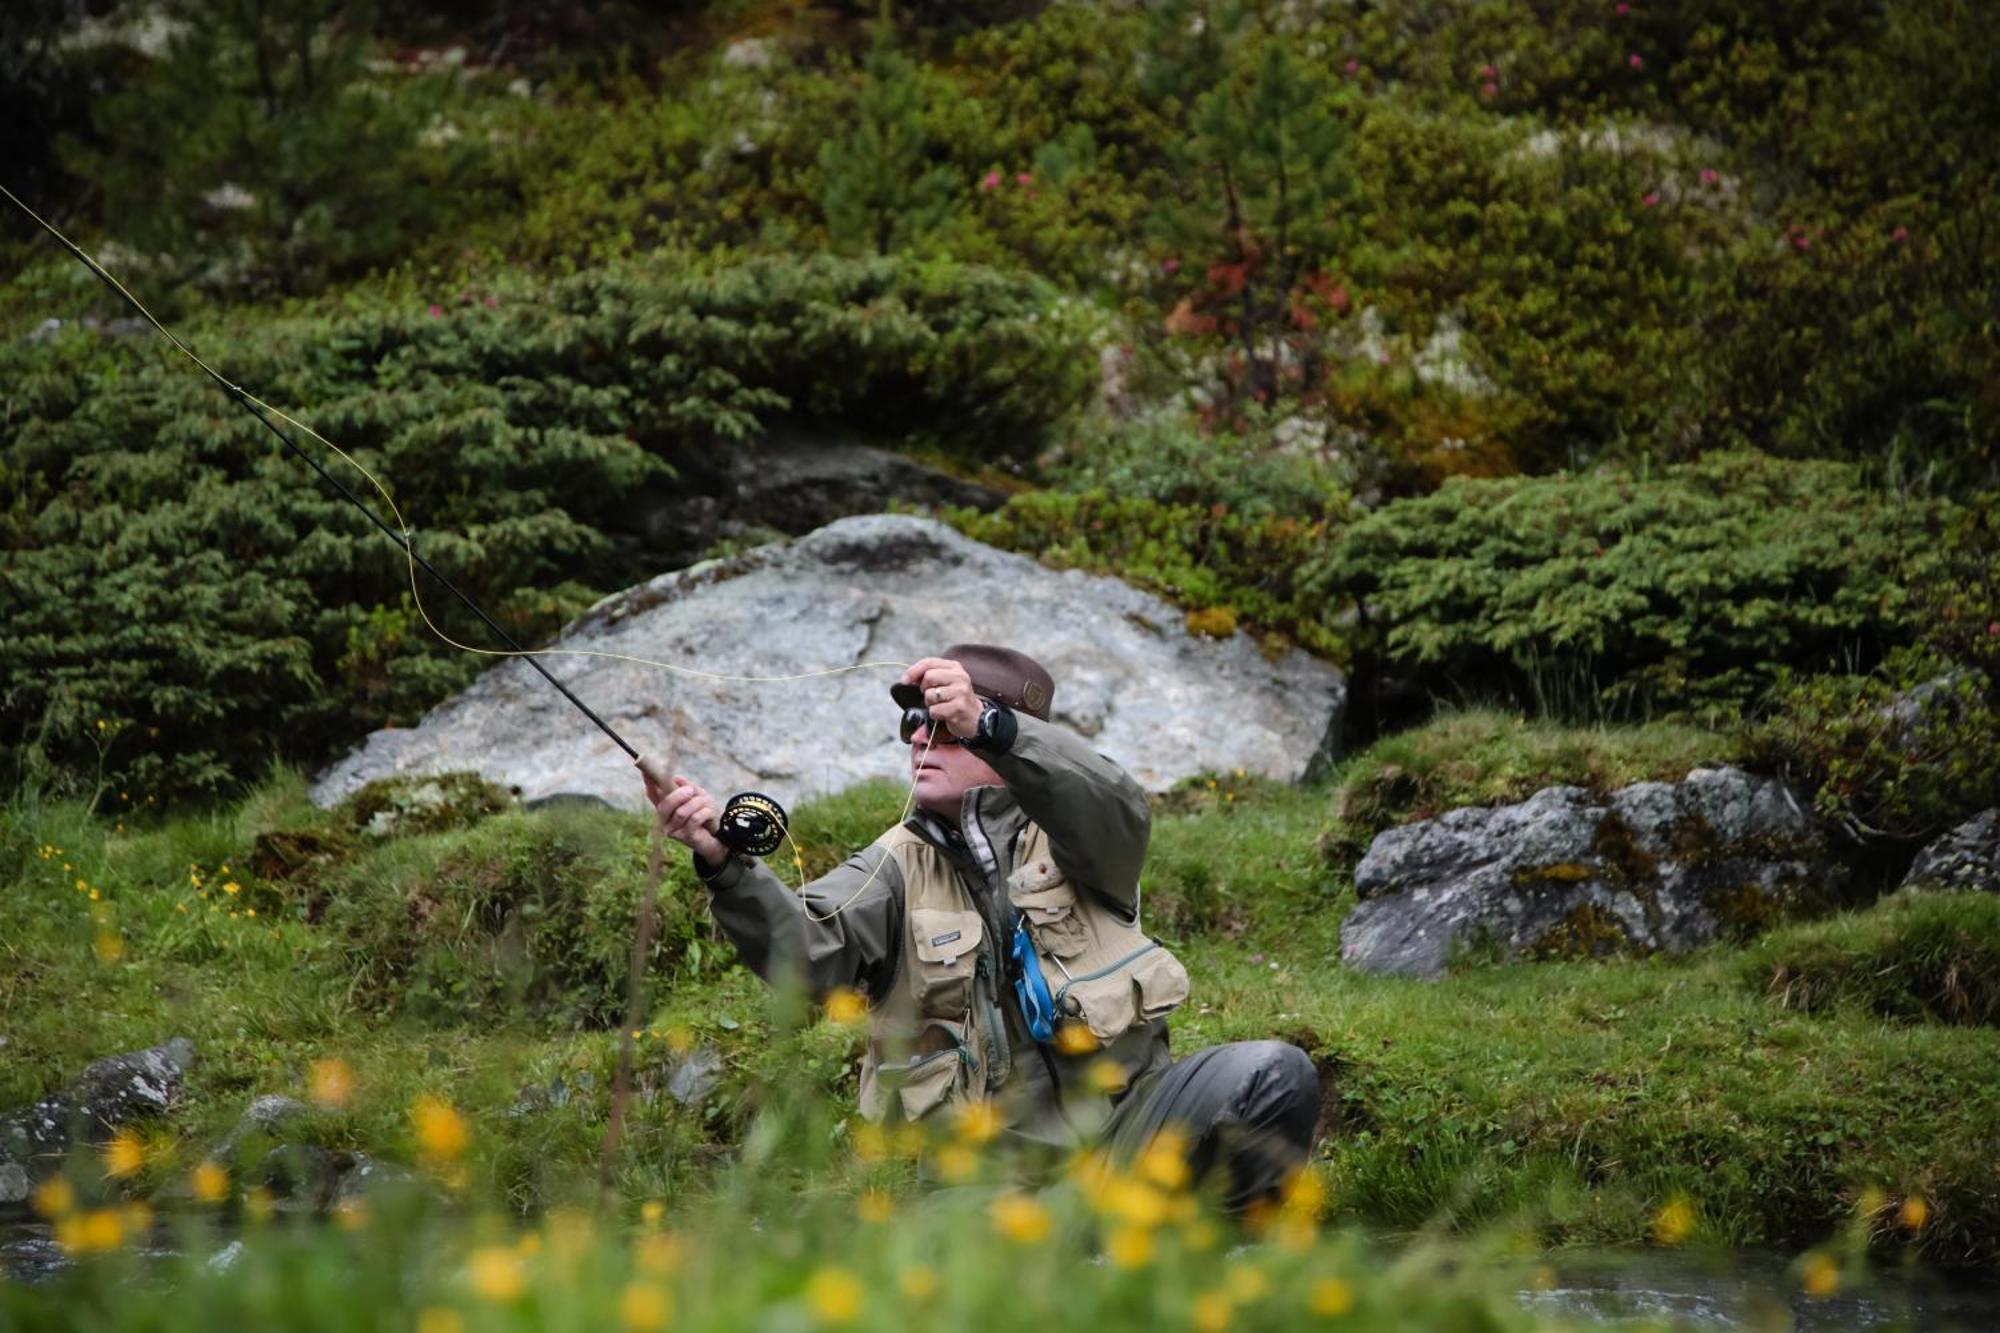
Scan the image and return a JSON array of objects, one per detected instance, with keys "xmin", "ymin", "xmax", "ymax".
[{"xmin": 5, "ymin": 183, "xmax": 945, "ymax": 913}]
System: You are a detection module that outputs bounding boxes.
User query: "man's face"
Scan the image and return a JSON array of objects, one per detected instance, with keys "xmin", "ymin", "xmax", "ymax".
[{"xmin": 908, "ymin": 716, "xmax": 1004, "ymax": 818}]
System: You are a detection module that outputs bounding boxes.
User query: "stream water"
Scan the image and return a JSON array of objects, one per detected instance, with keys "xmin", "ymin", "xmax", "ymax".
[{"xmin": 5, "ymin": 1218, "xmax": 1998, "ymax": 1329}]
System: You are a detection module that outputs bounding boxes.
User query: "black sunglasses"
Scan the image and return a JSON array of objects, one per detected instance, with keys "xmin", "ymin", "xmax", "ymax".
[{"xmin": 899, "ymin": 707, "xmax": 969, "ymax": 746}]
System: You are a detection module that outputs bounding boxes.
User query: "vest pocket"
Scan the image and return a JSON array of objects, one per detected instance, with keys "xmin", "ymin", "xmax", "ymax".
[
  {"xmin": 1012, "ymin": 882, "xmax": 1093, "ymax": 959},
  {"xmin": 908, "ymin": 907, "xmax": 985, "ymax": 1020},
  {"xmin": 1053, "ymin": 944, "xmax": 1192, "ymax": 1043},
  {"xmin": 862, "ymin": 1019, "xmax": 974, "ymax": 1122}
]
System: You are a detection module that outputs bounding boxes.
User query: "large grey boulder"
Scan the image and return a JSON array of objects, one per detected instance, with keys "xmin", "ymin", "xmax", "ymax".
[
  {"xmin": 310, "ymin": 515, "xmax": 1345, "ymax": 811},
  {"xmin": 1340, "ymin": 768, "xmax": 1839, "ymax": 979},
  {"xmin": 0, "ymin": 1039, "xmax": 195, "ymax": 1206},
  {"xmin": 1903, "ymin": 809, "xmax": 2000, "ymax": 894}
]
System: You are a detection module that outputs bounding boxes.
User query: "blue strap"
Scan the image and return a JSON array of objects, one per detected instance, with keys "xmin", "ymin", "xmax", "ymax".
[{"xmin": 1009, "ymin": 918, "xmax": 1058, "ymax": 1044}]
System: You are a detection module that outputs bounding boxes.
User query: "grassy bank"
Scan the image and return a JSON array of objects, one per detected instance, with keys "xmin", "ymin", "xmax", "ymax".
[{"xmin": 5, "ymin": 734, "xmax": 1995, "ymax": 1272}]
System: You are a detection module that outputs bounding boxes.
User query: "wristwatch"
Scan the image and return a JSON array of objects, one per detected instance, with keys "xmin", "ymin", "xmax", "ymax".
[{"xmin": 964, "ymin": 699, "xmax": 1017, "ymax": 753}]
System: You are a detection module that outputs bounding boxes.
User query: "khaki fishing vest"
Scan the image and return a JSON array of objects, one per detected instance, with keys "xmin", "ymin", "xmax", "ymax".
[{"xmin": 855, "ymin": 822, "xmax": 1190, "ymax": 1123}]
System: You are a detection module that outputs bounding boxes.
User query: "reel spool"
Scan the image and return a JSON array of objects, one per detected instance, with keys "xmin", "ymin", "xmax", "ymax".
[{"xmin": 717, "ymin": 791, "xmax": 788, "ymax": 858}]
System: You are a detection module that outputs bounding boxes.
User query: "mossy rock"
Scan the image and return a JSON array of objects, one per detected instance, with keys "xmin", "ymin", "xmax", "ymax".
[{"xmin": 337, "ymin": 772, "xmax": 515, "ymax": 840}]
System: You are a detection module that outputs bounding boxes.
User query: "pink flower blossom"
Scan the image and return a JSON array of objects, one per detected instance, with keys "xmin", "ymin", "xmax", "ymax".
[
  {"xmin": 1628, "ymin": 52, "xmax": 1645, "ymax": 69},
  {"xmin": 1790, "ymin": 229, "xmax": 1811, "ymax": 252},
  {"xmin": 1481, "ymin": 80, "xmax": 1499, "ymax": 99},
  {"xmin": 1642, "ymin": 191, "xmax": 1660, "ymax": 207},
  {"xmin": 1479, "ymin": 63, "xmax": 1497, "ymax": 79},
  {"xmin": 1988, "ymin": 621, "xmax": 1999, "ymax": 636},
  {"xmin": 427, "ymin": 304, "xmax": 442, "ymax": 318},
  {"xmin": 1015, "ymin": 172, "xmax": 1032, "ymax": 186},
  {"xmin": 1162, "ymin": 257, "xmax": 1182, "ymax": 274},
  {"xmin": 1891, "ymin": 225, "xmax": 1910, "ymax": 243},
  {"xmin": 1614, "ymin": 1, "xmax": 1630, "ymax": 13},
  {"xmin": 1700, "ymin": 167, "xmax": 1719, "ymax": 185},
  {"xmin": 980, "ymin": 171, "xmax": 1001, "ymax": 192},
  {"xmin": 483, "ymin": 294, "xmax": 498, "ymax": 308},
  {"xmin": 1344, "ymin": 59, "xmax": 1360, "ymax": 75}
]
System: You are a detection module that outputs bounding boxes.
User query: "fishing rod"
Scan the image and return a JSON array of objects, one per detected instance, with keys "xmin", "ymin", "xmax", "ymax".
[{"xmin": 2, "ymin": 183, "xmax": 800, "ymax": 853}]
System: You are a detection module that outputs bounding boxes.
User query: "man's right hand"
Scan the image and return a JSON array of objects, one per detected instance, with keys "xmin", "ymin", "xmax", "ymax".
[{"xmin": 646, "ymin": 773, "xmax": 729, "ymax": 865}]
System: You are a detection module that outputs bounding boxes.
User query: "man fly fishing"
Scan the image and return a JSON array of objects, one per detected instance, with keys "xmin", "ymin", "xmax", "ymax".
[{"xmin": 644, "ymin": 644, "xmax": 1319, "ymax": 1212}]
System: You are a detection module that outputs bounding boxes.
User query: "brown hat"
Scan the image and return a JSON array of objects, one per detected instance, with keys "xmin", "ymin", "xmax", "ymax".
[{"xmin": 891, "ymin": 644, "xmax": 1055, "ymax": 721}]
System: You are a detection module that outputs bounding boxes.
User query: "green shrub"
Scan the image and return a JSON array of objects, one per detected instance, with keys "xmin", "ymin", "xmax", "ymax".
[
  {"xmin": 1320, "ymin": 709, "xmax": 1744, "ymax": 865},
  {"xmin": 1744, "ymin": 894, "xmax": 2000, "ymax": 1028},
  {"xmin": 1318, "ymin": 453, "xmax": 1951, "ymax": 722},
  {"xmin": 1750, "ymin": 495, "xmax": 2000, "ymax": 844},
  {"xmin": 0, "ymin": 255, "xmax": 1090, "ymax": 802},
  {"xmin": 58, "ymin": 0, "xmax": 504, "ymax": 297},
  {"xmin": 949, "ymin": 484, "xmax": 1344, "ymax": 657}
]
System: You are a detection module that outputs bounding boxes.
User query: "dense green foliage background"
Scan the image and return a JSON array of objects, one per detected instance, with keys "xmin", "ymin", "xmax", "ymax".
[{"xmin": 5, "ymin": 0, "xmax": 1995, "ymax": 821}]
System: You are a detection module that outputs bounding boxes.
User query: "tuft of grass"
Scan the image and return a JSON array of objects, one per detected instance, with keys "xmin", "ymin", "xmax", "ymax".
[
  {"xmin": 1742, "ymin": 892, "xmax": 2000, "ymax": 1028},
  {"xmin": 1320, "ymin": 709, "xmax": 1747, "ymax": 867}
]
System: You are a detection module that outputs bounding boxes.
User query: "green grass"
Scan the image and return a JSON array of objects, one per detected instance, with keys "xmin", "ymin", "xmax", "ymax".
[{"xmin": 4, "ymin": 761, "xmax": 1996, "ymax": 1273}]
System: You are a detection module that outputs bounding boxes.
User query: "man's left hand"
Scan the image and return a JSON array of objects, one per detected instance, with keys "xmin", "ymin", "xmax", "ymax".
[{"xmin": 901, "ymin": 656, "xmax": 982, "ymax": 740}]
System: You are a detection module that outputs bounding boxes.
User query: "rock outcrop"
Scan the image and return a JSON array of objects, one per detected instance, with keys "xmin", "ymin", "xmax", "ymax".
[
  {"xmin": 0, "ymin": 1039, "xmax": 195, "ymax": 1207},
  {"xmin": 1903, "ymin": 809, "xmax": 2000, "ymax": 894},
  {"xmin": 311, "ymin": 515, "xmax": 1346, "ymax": 812},
  {"xmin": 1340, "ymin": 768, "xmax": 1840, "ymax": 979}
]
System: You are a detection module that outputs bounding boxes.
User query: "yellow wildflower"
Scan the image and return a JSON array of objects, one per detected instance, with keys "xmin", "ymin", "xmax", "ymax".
[
  {"xmin": 620, "ymin": 1281, "xmax": 673, "ymax": 1331},
  {"xmin": 805, "ymin": 1266, "xmax": 864, "ymax": 1325},
  {"xmin": 88, "ymin": 888, "xmax": 101, "ymax": 902},
  {"xmin": 1107, "ymin": 1224, "xmax": 1155, "ymax": 1269},
  {"xmin": 1138, "ymin": 1128, "xmax": 1192, "ymax": 1192},
  {"xmin": 664, "ymin": 1024, "xmax": 694, "ymax": 1054},
  {"xmin": 1282, "ymin": 1165, "xmax": 1328, "ymax": 1221},
  {"xmin": 191, "ymin": 1160, "xmax": 230, "ymax": 1205},
  {"xmin": 853, "ymin": 1121, "xmax": 889, "ymax": 1163},
  {"xmin": 1900, "ymin": 1195, "xmax": 1929, "ymax": 1231},
  {"xmin": 857, "ymin": 1189, "xmax": 893, "ymax": 1224},
  {"xmin": 1308, "ymin": 1277, "xmax": 1354, "ymax": 1317},
  {"xmin": 518, "ymin": 1233, "xmax": 543, "ymax": 1257},
  {"xmin": 416, "ymin": 1309, "xmax": 463, "ymax": 1333},
  {"xmin": 412, "ymin": 1095, "xmax": 469, "ymax": 1163},
  {"xmin": 934, "ymin": 1142, "xmax": 979, "ymax": 1183},
  {"xmin": 1191, "ymin": 1288, "xmax": 1232, "ymax": 1332},
  {"xmin": 57, "ymin": 1208, "xmax": 125, "ymax": 1254},
  {"xmin": 246, "ymin": 908, "xmax": 256, "ymax": 918},
  {"xmin": 223, "ymin": 882, "xmax": 240, "ymax": 895},
  {"xmin": 1224, "ymin": 1263, "xmax": 1270, "ymax": 1305},
  {"xmin": 102, "ymin": 1129, "xmax": 146, "ymax": 1178},
  {"xmin": 32, "ymin": 1176, "xmax": 75, "ymax": 1218},
  {"xmin": 1652, "ymin": 1196, "xmax": 1695, "ymax": 1245},
  {"xmin": 954, "ymin": 1098, "xmax": 1003, "ymax": 1145},
  {"xmin": 93, "ymin": 931, "xmax": 123, "ymax": 964},
  {"xmin": 466, "ymin": 1246, "xmax": 525, "ymax": 1302},
  {"xmin": 635, "ymin": 1231, "xmax": 683, "ymax": 1276},
  {"xmin": 990, "ymin": 1192, "xmax": 1052, "ymax": 1245},
  {"xmin": 309, "ymin": 1058, "xmax": 355, "ymax": 1110},
  {"xmin": 1801, "ymin": 1252, "xmax": 1840, "ymax": 1299},
  {"xmin": 1054, "ymin": 1021, "xmax": 1099, "ymax": 1056},
  {"xmin": 823, "ymin": 987, "xmax": 868, "ymax": 1025},
  {"xmin": 640, "ymin": 1199, "xmax": 665, "ymax": 1225},
  {"xmin": 1084, "ymin": 1057, "xmax": 1129, "ymax": 1095},
  {"xmin": 898, "ymin": 1265, "xmax": 938, "ymax": 1303},
  {"xmin": 75, "ymin": 878, "xmax": 87, "ymax": 892},
  {"xmin": 1104, "ymin": 1177, "xmax": 1168, "ymax": 1229}
]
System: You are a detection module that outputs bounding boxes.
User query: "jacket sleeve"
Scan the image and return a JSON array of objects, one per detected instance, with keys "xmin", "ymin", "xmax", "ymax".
[
  {"xmin": 980, "ymin": 711, "xmax": 1151, "ymax": 917},
  {"xmin": 698, "ymin": 845, "xmax": 905, "ymax": 1002}
]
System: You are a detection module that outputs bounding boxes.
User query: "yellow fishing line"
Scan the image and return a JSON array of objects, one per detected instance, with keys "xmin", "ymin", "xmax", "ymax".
[{"xmin": 4, "ymin": 183, "xmax": 964, "ymax": 914}]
